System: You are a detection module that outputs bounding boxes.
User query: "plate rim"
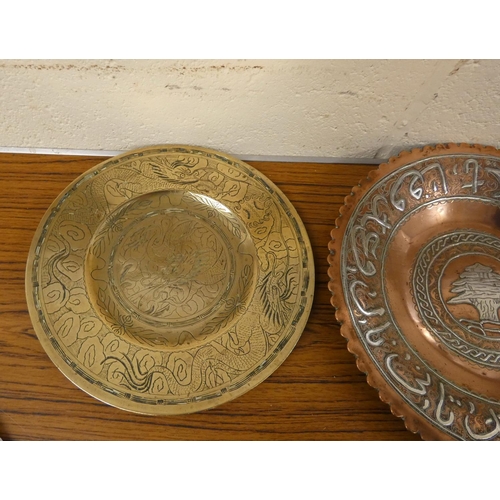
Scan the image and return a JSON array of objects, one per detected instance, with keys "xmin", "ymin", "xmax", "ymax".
[
  {"xmin": 25, "ymin": 144, "xmax": 315, "ymax": 415},
  {"xmin": 328, "ymin": 142, "xmax": 500, "ymax": 440}
]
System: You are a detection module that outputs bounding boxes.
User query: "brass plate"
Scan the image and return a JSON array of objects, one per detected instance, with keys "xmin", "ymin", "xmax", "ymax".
[
  {"xmin": 26, "ymin": 145, "xmax": 314, "ymax": 415},
  {"xmin": 329, "ymin": 144, "xmax": 500, "ymax": 440}
]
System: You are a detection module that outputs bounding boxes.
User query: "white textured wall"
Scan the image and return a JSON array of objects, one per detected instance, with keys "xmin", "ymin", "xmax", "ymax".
[{"xmin": 0, "ymin": 59, "xmax": 498, "ymax": 160}]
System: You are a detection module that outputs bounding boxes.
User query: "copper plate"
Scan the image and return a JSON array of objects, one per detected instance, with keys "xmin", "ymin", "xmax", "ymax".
[
  {"xmin": 26, "ymin": 145, "xmax": 314, "ymax": 415},
  {"xmin": 329, "ymin": 143, "xmax": 500, "ymax": 440}
]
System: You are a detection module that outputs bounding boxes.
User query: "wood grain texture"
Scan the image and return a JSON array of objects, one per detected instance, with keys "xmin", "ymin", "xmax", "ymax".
[{"xmin": 0, "ymin": 153, "xmax": 419, "ymax": 440}]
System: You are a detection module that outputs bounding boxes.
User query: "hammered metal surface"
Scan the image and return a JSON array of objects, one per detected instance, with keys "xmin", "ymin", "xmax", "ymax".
[
  {"xmin": 329, "ymin": 144, "xmax": 500, "ymax": 440},
  {"xmin": 26, "ymin": 146, "xmax": 314, "ymax": 414}
]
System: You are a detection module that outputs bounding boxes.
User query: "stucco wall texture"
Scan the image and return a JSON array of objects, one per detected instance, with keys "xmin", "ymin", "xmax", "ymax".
[{"xmin": 0, "ymin": 59, "xmax": 498, "ymax": 160}]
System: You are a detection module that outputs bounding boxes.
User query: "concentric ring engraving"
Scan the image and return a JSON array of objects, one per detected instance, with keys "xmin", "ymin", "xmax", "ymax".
[{"xmin": 329, "ymin": 144, "xmax": 500, "ymax": 440}]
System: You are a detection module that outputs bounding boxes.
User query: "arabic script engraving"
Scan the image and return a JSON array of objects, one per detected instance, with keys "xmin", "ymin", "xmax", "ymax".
[{"xmin": 341, "ymin": 153, "xmax": 500, "ymax": 439}]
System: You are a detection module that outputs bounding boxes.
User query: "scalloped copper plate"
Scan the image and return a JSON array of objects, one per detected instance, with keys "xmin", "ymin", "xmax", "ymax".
[
  {"xmin": 329, "ymin": 143, "xmax": 500, "ymax": 440},
  {"xmin": 26, "ymin": 145, "xmax": 314, "ymax": 415}
]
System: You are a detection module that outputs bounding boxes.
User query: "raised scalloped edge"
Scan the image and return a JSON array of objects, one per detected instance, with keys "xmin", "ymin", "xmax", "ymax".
[{"xmin": 327, "ymin": 142, "xmax": 500, "ymax": 441}]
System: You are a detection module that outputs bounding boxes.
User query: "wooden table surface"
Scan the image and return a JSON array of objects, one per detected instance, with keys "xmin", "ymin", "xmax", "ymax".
[{"xmin": 0, "ymin": 153, "xmax": 419, "ymax": 440}]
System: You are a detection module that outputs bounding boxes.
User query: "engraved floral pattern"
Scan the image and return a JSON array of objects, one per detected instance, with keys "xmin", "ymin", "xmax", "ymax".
[{"xmin": 29, "ymin": 147, "xmax": 313, "ymax": 413}]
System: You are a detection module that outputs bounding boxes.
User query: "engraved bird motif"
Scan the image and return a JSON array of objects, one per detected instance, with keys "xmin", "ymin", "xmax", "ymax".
[{"xmin": 257, "ymin": 253, "xmax": 297, "ymax": 332}]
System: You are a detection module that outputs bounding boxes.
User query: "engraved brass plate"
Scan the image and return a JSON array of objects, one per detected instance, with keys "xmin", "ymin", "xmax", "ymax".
[
  {"xmin": 26, "ymin": 146, "xmax": 314, "ymax": 414},
  {"xmin": 329, "ymin": 144, "xmax": 500, "ymax": 440}
]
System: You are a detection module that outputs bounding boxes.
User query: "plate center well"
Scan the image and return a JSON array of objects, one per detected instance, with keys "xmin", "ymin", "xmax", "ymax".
[{"xmin": 86, "ymin": 190, "xmax": 258, "ymax": 350}]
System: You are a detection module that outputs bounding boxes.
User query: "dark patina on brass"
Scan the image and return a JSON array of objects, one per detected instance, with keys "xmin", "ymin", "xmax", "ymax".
[{"xmin": 329, "ymin": 143, "xmax": 500, "ymax": 440}]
